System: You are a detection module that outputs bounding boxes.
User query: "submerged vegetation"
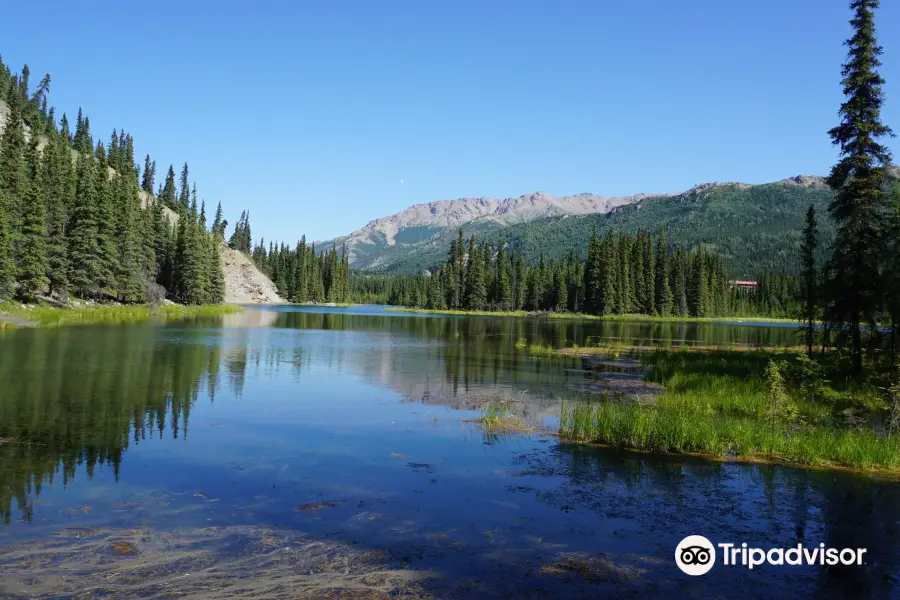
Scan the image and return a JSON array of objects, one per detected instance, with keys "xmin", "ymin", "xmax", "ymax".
[{"xmin": 560, "ymin": 347, "xmax": 900, "ymax": 472}]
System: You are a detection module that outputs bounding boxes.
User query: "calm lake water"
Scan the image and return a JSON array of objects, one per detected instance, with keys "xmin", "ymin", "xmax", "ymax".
[{"xmin": 0, "ymin": 305, "xmax": 898, "ymax": 599}]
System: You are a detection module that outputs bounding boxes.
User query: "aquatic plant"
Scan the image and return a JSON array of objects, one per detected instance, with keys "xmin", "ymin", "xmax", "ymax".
[{"xmin": 560, "ymin": 349, "xmax": 900, "ymax": 472}]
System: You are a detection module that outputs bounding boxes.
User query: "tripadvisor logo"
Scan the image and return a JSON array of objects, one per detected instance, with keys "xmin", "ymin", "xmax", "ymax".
[
  {"xmin": 676, "ymin": 535, "xmax": 716, "ymax": 576},
  {"xmin": 675, "ymin": 535, "xmax": 867, "ymax": 576}
]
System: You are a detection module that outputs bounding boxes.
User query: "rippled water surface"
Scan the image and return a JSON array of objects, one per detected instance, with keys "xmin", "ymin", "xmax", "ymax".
[{"xmin": 0, "ymin": 306, "xmax": 898, "ymax": 599}]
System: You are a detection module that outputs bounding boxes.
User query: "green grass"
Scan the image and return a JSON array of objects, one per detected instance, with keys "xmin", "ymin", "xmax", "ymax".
[
  {"xmin": 471, "ymin": 403, "xmax": 533, "ymax": 434},
  {"xmin": 2, "ymin": 303, "xmax": 243, "ymax": 327},
  {"xmin": 559, "ymin": 349, "xmax": 900, "ymax": 473}
]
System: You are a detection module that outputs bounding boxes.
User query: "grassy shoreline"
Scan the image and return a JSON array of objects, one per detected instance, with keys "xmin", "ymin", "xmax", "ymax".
[
  {"xmin": 0, "ymin": 303, "xmax": 242, "ymax": 328},
  {"xmin": 384, "ymin": 307, "xmax": 799, "ymax": 324},
  {"xmin": 557, "ymin": 346, "xmax": 900, "ymax": 474}
]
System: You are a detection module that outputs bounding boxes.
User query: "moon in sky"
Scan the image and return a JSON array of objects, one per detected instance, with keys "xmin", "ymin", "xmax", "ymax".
[{"xmin": 399, "ymin": 180, "xmax": 404, "ymax": 184}]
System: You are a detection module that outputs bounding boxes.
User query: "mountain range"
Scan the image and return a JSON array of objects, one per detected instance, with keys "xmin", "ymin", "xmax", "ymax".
[{"xmin": 319, "ymin": 174, "xmax": 882, "ymax": 276}]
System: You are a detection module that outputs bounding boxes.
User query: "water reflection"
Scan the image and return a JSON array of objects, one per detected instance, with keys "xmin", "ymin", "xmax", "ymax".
[{"xmin": 0, "ymin": 307, "xmax": 897, "ymax": 598}]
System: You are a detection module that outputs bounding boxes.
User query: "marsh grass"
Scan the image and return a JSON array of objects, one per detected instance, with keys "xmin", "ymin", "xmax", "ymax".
[
  {"xmin": 527, "ymin": 343, "xmax": 555, "ymax": 356},
  {"xmin": 3, "ymin": 303, "xmax": 242, "ymax": 327},
  {"xmin": 560, "ymin": 349, "xmax": 900, "ymax": 472},
  {"xmin": 470, "ymin": 403, "xmax": 533, "ymax": 435}
]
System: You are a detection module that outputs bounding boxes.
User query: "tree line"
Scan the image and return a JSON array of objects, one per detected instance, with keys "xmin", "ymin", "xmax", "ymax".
[
  {"xmin": 349, "ymin": 227, "xmax": 799, "ymax": 318},
  {"xmin": 0, "ymin": 56, "xmax": 225, "ymax": 305},
  {"xmin": 231, "ymin": 225, "xmax": 353, "ymax": 303}
]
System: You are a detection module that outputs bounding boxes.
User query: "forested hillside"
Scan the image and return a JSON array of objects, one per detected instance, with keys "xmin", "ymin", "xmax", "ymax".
[
  {"xmin": 0, "ymin": 57, "xmax": 225, "ymax": 305},
  {"xmin": 368, "ymin": 179, "xmax": 839, "ymax": 277}
]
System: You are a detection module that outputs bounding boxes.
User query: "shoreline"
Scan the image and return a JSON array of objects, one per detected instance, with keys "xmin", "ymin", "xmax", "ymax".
[
  {"xmin": 553, "ymin": 345, "xmax": 900, "ymax": 476},
  {"xmin": 383, "ymin": 307, "xmax": 800, "ymax": 324},
  {"xmin": 0, "ymin": 303, "xmax": 243, "ymax": 328}
]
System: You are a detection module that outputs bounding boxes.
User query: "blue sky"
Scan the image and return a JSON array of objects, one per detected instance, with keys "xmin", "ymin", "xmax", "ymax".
[{"xmin": 3, "ymin": 0, "xmax": 898, "ymax": 243}]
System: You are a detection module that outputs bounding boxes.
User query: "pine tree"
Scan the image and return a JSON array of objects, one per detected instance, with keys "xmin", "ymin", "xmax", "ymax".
[
  {"xmin": 655, "ymin": 228, "xmax": 673, "ymax": 316},
  {"xmin": 15, "ymin": 141, "xmax": 48, "ymax": 300},
  {"xmin": 825, "ymin": 0, "xmax": 895, "ymax": 371}
]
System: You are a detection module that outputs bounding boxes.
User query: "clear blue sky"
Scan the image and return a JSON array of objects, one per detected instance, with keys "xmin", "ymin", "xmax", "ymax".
[{"xmin": 4, "ymin": 0, "xmax": 898, "ymax": 243}]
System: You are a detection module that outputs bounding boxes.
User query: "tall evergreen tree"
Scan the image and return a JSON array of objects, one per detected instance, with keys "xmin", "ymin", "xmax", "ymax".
[
  {"xmin": 496, "ymin": 244, "xmax": 511, "ymax": 310},
  {"xmin": 94, "ymin": 143, "xmax": 117, "ymax": 291},
  {"xmin": 42, "ymin": 133, "xmax": 70, "ymax": 296},
  {"xmin": 0, "ymin": 190, "xmax": 14, "ymax": 300},
  {"xmin": 0, "ymin": 91, "xmax": 25, "ymax": 238},
  {"xmin": 15, "ymin": 141, "xmax": 48, "ymax": 300},
  {"xmin": 825, "ymin": 0, "xmax": 895, "ymax": 371},
  {"xmin": 800, "ymin": 205, "xmax": 819, "ymax": 357},
  {"xmin": 464, "ymin": 234, "xmax": 486, "ymax": 310},
  {"xmin": 655, "ymin": 228, "xmax": 673, "ymax": 316},
  {"xmin": 67, "ymin": 155, "xmax": 103, "ymax": 297}
]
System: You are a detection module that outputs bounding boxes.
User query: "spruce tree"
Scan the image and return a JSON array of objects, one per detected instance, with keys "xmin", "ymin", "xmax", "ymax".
[
  {"xmin": 67, "ymin": 155, "xmax": 103, "ymax": 297},
  {"xmin": 114, "ymin": 174, "xmax": 146, "ymax": 301},
  {"xmin": 206, "ymin": 232, "xmax": 225, "ymax": 303},
  {"xmin": 887, "ymin": 184, "xmax": 900, "ymax": 367},
  {"xmin": 178, "ymin": 163, "xmax": 190, "ymax": 215},
  {"xmin": 0, "ymin": 190, "xmax": 14, "ymax": 300},
  {"xmin": 800, "ymin": 204, "xmax": 820, "ymax": 357},
  {"xmin": 141, "ymin": 155, "xmax": 154, "ymax": 192},
  {"xmin": 655, "ymin": 228, "xmax": 673, "ymax": 316},
  {"xmin": 617, "ymin": 233, "xmax": 634, "ymax": 314},
  {"xmin": 514, "ymin": 253, "xmax": 527, "ymax": 310},
  {"xmin": 496, "ymin": 244, "xmax": 511, "ymax": 311},
  {"xmin": 94, "ymin": 143, "xmax": 117, "ymax": 291},
  {"xmin": 599, "ymin": 231, "xmax": 618, "ymax": 315},
  {"xmin": 642, "ymin": 232, "xmax": 656, "ymax": 314},
  {"xmin": 42, "ymin": 134, "xmax": 70, "ymax": 297},
  {"xmin": 584, "ymin": 229, "xmax": 602, "ymax": 315},
  {"xmin": 161, "ymin": 165, "xmax": 177, "ymax": 211},
  {"xmin": 825, "ymin": 0, "xmax": 895, "ymax": 370},
  {"xmin": 0, "ymin": 91, "xmax": 25, "ymax": 238},
  {"xmin": 15, "ymin": 142, "xmax": 48, "ymax": 300},
  {"xmin": 464, "ymin": 234, "xmax": 486, "ymax": 309}
]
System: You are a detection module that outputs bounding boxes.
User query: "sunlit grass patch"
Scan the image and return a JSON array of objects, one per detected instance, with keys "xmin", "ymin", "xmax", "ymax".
[
  {"xmin": 469, "ymin": 403, "xmax": 534, "ymax": 435},
  {"xmin": 559, "ymin": 348, "xmax": 900, "ymax": 473},
  {"xmin": 5, "ymin": 303, "xmax": 242, "ymax": 327}
]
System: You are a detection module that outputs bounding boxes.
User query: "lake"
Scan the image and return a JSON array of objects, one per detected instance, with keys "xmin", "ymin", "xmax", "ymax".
[{"xmin": 1, "ymin": 305, "xmax": 898, "ymax": 599}]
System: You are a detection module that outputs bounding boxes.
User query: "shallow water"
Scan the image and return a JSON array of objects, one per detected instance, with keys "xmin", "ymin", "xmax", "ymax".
[{"xmin": 0, "ymin": 306, "xmax": 898, "ymax": 599}]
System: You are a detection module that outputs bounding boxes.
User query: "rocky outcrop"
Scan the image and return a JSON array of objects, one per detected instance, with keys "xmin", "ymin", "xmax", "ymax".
[{"xmin": 220, "ymin": 244, "xmax": 286, "ymax": 304}]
